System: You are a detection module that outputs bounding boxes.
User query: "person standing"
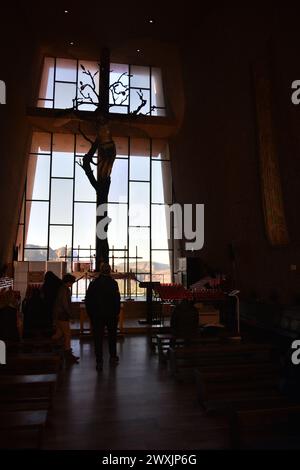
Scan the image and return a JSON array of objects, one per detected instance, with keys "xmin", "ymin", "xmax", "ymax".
[
  {"xmin": 52, "ymin": 274, "xmax": 79, "ymax": 364},
  {"xmin": 85, "ymin": 263, "xmax": 120, "ymax": 371},
  {"xmin": 41, "ymin": 271, "xmax": 62, "ymax": 336}
]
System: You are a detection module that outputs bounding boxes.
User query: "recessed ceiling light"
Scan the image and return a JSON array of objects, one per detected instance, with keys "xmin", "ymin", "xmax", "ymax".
[
  {"xmin": 64, "ymin": 10, "xmax": 69, "ymax": 13},
  {"xmin": 69, "ymin": 41, "xmax": 74, "ymax": 46},
  {"xmin": 136, "ymin": 49, "xmax": 141, "ymax": 53},
  {"xmin": 149, "ymin": 19, "xmax": 154, "ymax": 24}
]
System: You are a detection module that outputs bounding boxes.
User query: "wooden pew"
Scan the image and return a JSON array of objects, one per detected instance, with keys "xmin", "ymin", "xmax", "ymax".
[
  {"xmin": 194, "ymin": 361, "xmax": 300, "ymax": 448},
  {"xmin": 148, "ymin": 327, "xmax": 171, "ymax": 353},
  {"xmin": 156, "ymin": 334, "xmax": 184, "ymax": 363},
  {"xmin": 229, "ymin": 402, "xmax": 300, "ymax": 449},
  {"xmin": 156, "ymin": 333, "xmax": 222, "ymax": 364},
  {"xmin": 0, "ymin": 373, "xmax": 57, "ymax": 399},
  {"xmin": 0, "ymin": 358, "xmax": 59, "ymax": 448},
  {"xmin": 194, "ymin": 364, "xmax": 280, "ymax": 411},
  {"xmin": 186, "ymin": 342, "xmax": 300, "ymax": 448},
  {"xmin": 169, "ymin": 342, "xmax": 273, "ymax": 380},
  {"xmin": 0, "ymin": 400, "xmax": 51, "ymax": 412},
  {"xmin": 0, "ymin": 410, "xmax": 48, "ymax": 449},
  {"xmin": 0, "ymin": 373, "xmax": 57, "ymax": 387},
  {"xmin": 195, "ymin": 361, "xmax": 279, "ymax": 377},
  {"xmin": 0, "ymin": 370, "xmax": 59, "ymax": 424},
  {"xmin": 7, "ymin": 338, "xmax": 64, "ymax": 355},
  {"xmin": 0, "ymin": 354, "xmax": 62, "ymax": 375}
]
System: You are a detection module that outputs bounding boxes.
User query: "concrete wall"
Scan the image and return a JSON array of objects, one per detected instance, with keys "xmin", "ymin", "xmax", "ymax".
[
  {"xmin": 1, "ymin": 6, "xmax": 300, "ymax": 303},
  {"xmin": 170, "ymin": 7, "xmax": 300, "ymax": 302}
]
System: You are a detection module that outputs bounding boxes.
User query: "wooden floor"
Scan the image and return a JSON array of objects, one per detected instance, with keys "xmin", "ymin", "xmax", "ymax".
[{"xmin": 43, "ymin": 335, "xmax": 229, "ymax": 450}]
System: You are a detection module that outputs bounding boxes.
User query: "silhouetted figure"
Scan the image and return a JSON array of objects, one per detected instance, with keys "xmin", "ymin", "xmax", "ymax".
[
  {"xmin": 85, "ymin": 263, "xmax": 120, "ymax": 371},
  {"xmin": 170, "ymin": 299, "xmax": 199, "ymax": 345},
  {"xmin": 22, "ymin": 287, "xmax": 46, "ymax": 338},
  {"xmin": 52, "ymin": 274, "xmax": 79, "ymax": 364},
  {"xmin": 41, "ymin": 271, "xmax": 62, "ymax": 335}
]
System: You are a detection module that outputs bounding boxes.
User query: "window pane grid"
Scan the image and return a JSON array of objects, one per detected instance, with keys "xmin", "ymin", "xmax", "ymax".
[
  {"xmin": 49, "ymin": 224, "xmax": 73, "ymax": 227},
  {"xmin": 129, "ymin": 180, "xmax": 150, "ymax": 183},
  {"xmin": 51, "ymin": 176, "xmax": 74, "ymax": 180},
  {"xmin": 20, "ymin": 131, "xmax": 173, "ymax": 289}
]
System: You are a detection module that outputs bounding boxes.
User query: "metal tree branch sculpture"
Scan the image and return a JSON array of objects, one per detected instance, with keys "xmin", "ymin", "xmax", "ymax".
[
  {"xmin": 76, "ymin": 116, "xmax": 116, "ymax": 270},
  {"xmin": 75, "ymin": 64, "xmax": 155, "ymax": 114},
  {"xmin": 71, "ymin": 62, "xmax": 157, "ymax": 270},
  {"xmin": 76, "ymin": 65, "xmax": 100, "ymax": 107},
  {"xmin": 109, "ymin": 72, "xmax": 129, "ymax": 107}
]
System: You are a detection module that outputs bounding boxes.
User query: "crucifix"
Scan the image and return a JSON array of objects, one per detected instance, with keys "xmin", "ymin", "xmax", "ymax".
[
  {"xmin": 57, "ymin": 48, "xmax": 153, "ymax": 272},
  {"xmin": 76, "ymin": 48, "xmax": 115, "ymax": 271}
]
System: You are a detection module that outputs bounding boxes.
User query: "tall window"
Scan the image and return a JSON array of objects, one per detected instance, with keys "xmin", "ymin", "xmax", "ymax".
[
  {"xmin": 17, "ymin": 133, "xmax": 173, "ymax": 294},
  {"xmin": 17, "ymin": 56, "xmax": 172, "ymax": 296}
]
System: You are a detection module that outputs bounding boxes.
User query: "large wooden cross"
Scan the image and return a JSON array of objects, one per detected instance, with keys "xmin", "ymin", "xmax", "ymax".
[{"xmin": 27, "ymin": 48, "xmax": 174, "ymax": 272}]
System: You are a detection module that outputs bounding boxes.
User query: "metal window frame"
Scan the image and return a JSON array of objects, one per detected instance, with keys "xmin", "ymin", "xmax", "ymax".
[
  {"xmin": 20, "ymin": 134, "xmax": 174, "ymax": 289},
  {"xmin": 18, "ymin": 56, "xmax": 173, "ymax": 291}
]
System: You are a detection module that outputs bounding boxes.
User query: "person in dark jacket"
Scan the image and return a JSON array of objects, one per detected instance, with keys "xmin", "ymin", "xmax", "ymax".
[
  {"xmin": 41, "ymin": 271, "xmax": 62, "ymax": 335},
  {"xmin": 85, "ymin": 263, "xmax": 120, "ymax": 371},
  {"xmin": 22, "ymin": 287, "xmax": 46, "ymax": 338},
  {"xmin": 170, "ymin": 299, "xmax": 199, "ymax": 345}
]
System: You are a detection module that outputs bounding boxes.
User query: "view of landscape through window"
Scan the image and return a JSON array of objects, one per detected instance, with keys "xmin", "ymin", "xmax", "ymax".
[{"xmin": 17, "ymin": 57, "xmax": 173, "ymax": 296}]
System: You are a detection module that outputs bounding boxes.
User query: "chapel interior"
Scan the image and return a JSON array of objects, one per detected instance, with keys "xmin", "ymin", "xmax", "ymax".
[{"xmin": 1, "ymin": 4, "xmax": 300, "ymax": 451}]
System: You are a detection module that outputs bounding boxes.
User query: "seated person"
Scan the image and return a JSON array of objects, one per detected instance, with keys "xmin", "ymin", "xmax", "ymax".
[{"xmin": 170, "ymin": 299, "xmax": 199, "ymax": 344}]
